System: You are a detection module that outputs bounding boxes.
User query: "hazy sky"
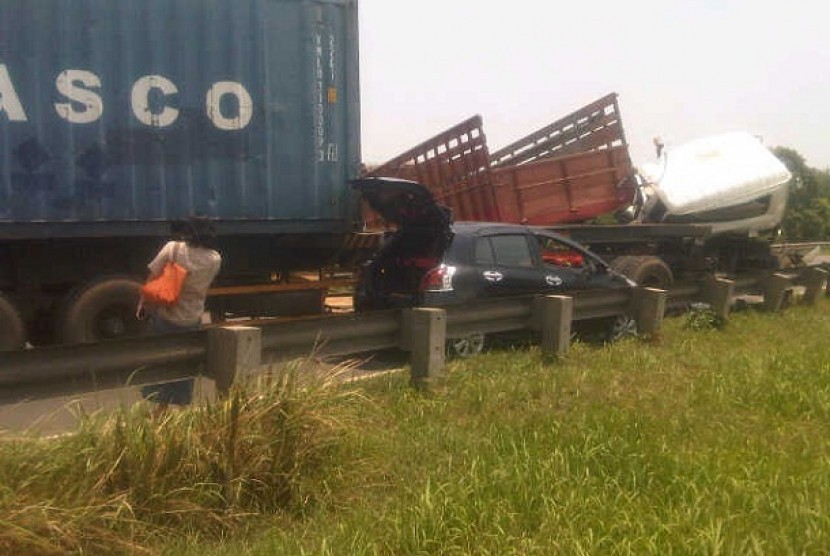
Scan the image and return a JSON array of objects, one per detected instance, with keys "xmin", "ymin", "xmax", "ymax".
[{"xmin": 358, "ymin": 0, "xmax": 829, "ymax": 170}]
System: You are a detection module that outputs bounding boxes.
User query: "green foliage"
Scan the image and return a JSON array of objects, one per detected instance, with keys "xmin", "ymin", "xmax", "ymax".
[
  {"xmin": 683, "ymin": 303, "xmax": 725, "ymax": 330},
  {"xmin": 775, "ymin": 146, "xmax": 830, "ymax": 239}
]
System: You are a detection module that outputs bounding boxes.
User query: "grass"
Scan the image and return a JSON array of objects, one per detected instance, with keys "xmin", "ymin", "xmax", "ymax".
[
  {"xmin": 2, "ymin": 301, "xmax": 830, "ymax": 554},
  {"xmin": 0, "ymin": 359, "xmax": 365, "ymax": 555}
]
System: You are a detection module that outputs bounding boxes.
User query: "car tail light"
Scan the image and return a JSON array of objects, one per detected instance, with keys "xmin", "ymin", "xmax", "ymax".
[{"xmin": 419, "ymin": 264, "xmax": 456, "ymax": 292}]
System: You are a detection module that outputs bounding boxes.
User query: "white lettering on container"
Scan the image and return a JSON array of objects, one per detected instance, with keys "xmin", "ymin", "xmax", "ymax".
[
  {"xmin": 54, "ymin": 70, "xmax": 103, "ymax": 124},
  {"xmin": 0, "ymin": 64, "xmax": 28, "ymax": 121},
  {"xmin": 206, "ymin": 82, "xmax": 253, "ymax": 131},
  {"xmin": 1, "ymin": 67, "xmax": 255, "ymax": 131},
  {"xmin": 131, "ymin": 75, "xmax": 179, "ymax": 127}
]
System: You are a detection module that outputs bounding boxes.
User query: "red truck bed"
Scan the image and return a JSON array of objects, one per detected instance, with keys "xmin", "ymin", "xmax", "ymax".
[
  {"xmin": 492, "ymin": 145, "xmax": 634, "ymax": 224},
  {"xmin": 365, "ymin": 93, "xmax": 634, "ymax": 227}
]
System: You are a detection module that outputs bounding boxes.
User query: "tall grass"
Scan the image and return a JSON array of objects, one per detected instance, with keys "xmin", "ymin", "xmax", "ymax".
[{"xmin": 0, "ymin": 359, "xmax": 364, "ymax": 555}]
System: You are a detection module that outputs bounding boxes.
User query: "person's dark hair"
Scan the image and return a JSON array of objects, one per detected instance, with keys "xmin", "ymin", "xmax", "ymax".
[
  {"xmin": 170, "ymin": 218, "xmax": 189, "ymax": 240},
  {"xmin": 181, "ymin": 216, "xmax": 217, "ymax": 249}
]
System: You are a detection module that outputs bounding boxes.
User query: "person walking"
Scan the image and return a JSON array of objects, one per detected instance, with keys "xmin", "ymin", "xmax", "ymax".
[{"xmin": 138, "ymin": 216, "xmax": 221, "ymax": 409}]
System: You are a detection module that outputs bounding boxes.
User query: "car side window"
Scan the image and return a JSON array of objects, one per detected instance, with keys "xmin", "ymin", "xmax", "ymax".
[
  {"xmin": 536, "ymin": 235, "xmax": 586, "ymax": 268},
  {"xmin": 474, "ymin": 238, "xmax": 495, "ymax": 265},
  {"xmin": 490, "ymin": 235, "xmax": 534, "ymax": 268}
]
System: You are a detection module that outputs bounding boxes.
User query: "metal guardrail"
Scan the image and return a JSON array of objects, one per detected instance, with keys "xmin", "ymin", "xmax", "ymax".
[
  {"xmin": 0, "ymin": 268, "xmax": 826, "ymax": 405},
  {"xmin": 0, "ymin": 331, "xmax": 206, "ymax": 404},
  {"xmin": 770, "ymin": 241, "xmax": 830, "ymax": 253},
  {"xmin": 771, "ymin": 241, "xmax": 830, "ymax": 268},
  {"xmin": 0, "ymin": 288, "xmax": 637, "ymax": 404}
]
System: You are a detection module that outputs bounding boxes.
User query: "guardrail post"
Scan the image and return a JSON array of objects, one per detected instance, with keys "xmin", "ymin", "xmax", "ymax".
[
  {"xmin": 408, "ymin": 308, "xmax": 446, "ymax": 391},
  {"xmin": 208, "ymin": 326, "xmax": 262, "ymax": 396},
  {"xmin": 801, "ymin": 267, "xmax": 828, "ymax": 306},
  {"xmin": 763, "ymin": 273, "xmax": 792, "ymax": 312},
  {"xmin": 703, "ymin": 277, "xmax": 735, "ymax": 321},
  {"xmin": 632, "ymin": 287, "xmax": 667, "ymax": 340},
  {"xmin": 538, "ymin": 295, "xmax": 572, "ymax": 358}
]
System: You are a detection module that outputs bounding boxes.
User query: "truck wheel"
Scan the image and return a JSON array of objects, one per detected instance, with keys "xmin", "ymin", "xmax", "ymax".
[
  {"xmin": 0, "ymin": 293, "xmax": 26, "ymax": 351},
  {"xmin": 610, "ymin": 256, "xmax": 673, "ymax": 289},
  {"xmin": 57, "ymin": 276, "xmax": 147, "ymax": 344}
]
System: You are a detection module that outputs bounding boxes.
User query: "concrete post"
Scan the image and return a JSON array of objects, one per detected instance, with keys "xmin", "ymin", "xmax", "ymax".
[
  {"xmin": 702, "ymin": 277, "xmax": 735, "ymax": 321},
  {"xmin": 632, "ymin": 287, "xmax": 667, "ymax": 340},
  {"xmin": 207, "ymin": 326, "xmax": 262, "ymax": 396},
  {"xmin": 538, "ymin": 295, "xmax": 572, "ymax": 358},
  {"xmin": 801, "ymin": 267, "xmax": 828, "ymax": 306},
  {"xmin": 408, "ymin": 308, "xmax": 446, "ymax": 390},
  {"xmin": 763, "ymin": 273, "xmax": 792, "ymax": 312}
]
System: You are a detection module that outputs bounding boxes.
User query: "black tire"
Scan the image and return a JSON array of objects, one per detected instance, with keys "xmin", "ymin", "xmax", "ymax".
[
  {"xmin": 57, "ymin": 276, "xmax": 147, "ymax": 344},
  {"xmin": 0, "ymin": 292, "xmax": 26, "ymax": 351},
  {"xmin": 610, "ymin": 255, "xmax": 673, "ymax": 289}
]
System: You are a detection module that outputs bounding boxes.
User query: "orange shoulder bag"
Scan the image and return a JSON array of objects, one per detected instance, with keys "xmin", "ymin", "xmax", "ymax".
[{"xmin": 140, "ymin": 242, "xmax": 189, "ymax": 306}]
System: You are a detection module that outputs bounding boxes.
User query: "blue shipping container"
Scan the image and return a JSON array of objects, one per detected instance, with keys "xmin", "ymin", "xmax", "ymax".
[{"xmin": 0, "ymin": 0, "xmax": 360, "ymax": 234}]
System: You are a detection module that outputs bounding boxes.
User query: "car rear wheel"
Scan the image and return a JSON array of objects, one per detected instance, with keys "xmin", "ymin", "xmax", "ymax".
[{"xmin": 447, "ymin": 333, "xmax": 485, "ymax": 358}]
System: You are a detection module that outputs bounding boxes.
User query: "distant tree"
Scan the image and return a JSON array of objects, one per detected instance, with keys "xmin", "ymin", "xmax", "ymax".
[
  {"xmin": 773, "ymin": 147, "xmax": 830, "ymax": 240},
  {"xmin": 817, "ymin": 167, "xmax": 830, "ymax": 196}
]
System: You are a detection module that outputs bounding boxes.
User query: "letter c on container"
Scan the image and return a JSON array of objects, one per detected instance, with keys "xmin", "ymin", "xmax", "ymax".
[
  {"xmin": 131, "ymin": 75, "xmax": 180, "ymax": 127},
  {"xmin": 206, "ymin": 81, "xmax": 253, "ymax": 131}
]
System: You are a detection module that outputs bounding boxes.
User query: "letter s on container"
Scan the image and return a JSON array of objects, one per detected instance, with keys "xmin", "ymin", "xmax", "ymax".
[{"xmin": 54, "ymin": 69, "xmax": 103, "ymax": 124}]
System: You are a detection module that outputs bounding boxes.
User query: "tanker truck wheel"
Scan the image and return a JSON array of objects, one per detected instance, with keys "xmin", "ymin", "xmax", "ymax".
[
  {"xmin": 57, "ymin": 276, "xmax": 147, "ymax": 344},
  {"xmin": 0, "ymin": 292, "xmax": 26, "ymax": 351},
  {"xmin": 610, "ymin": 256, "xmax": 673, "ymax": 289}
]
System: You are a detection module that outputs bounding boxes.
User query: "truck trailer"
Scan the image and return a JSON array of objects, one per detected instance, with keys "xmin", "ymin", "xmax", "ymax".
[{"xmin": 0, "ymin": 0, "xmax": 362, "ymax": 350}]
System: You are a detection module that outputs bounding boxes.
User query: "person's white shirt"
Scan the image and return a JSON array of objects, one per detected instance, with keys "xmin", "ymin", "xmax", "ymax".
[{"xmin": 147, "ymin": 240, "xmax": 221, "ymax": 326}]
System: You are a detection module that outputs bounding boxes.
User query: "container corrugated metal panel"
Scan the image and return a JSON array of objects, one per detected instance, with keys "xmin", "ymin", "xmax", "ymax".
[{"xmin": 0, "ymin": 0, "xmax": 360, "ymax": 232}]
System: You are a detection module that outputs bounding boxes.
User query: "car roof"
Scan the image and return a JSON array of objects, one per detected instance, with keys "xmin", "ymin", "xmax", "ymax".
[
  {"xmin": 452, "ymin": 221, "xmax": 566, "ymax": 239},
  {"xmin": 452, "ymin": 221, "xmax": 528, "ymax": 234}
]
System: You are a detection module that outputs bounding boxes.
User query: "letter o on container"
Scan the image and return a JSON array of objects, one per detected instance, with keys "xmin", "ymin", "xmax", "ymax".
[{"xmin": 206, "ymin": 81, "xmax": 253, "ymax": 131}]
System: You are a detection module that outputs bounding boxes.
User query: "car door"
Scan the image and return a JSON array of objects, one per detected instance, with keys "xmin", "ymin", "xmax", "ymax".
[
  {"xmin": 474, "ymin": 233, "xmax": 546, "ymax": 297},
  {"xmin": 532, "ymin": 233, "xmax": 595, "ymax": 292}
]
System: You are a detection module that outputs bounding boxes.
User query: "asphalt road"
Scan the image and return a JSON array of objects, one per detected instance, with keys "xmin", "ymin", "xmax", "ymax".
[
  {"xmin": 0, "ymin": 350, "xmax": 408, "ymax": 437},
  {"xmin": 0, "ymin": 377, "xmax": 216, "ymax": 437}
]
